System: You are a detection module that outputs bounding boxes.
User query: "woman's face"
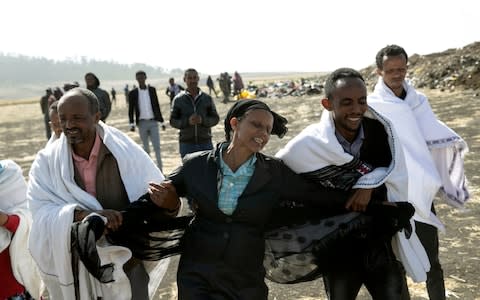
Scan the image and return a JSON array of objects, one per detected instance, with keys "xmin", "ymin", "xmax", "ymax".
[{"xmin": 231, "ymin": 109, "xmax": 274, "ymax": 153}]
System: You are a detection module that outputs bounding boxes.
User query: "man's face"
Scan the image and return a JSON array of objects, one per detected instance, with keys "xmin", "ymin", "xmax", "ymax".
[
  {"xmin": 377, "ymin": 54, "xmax": 407, "ymax": 92},
  {"xmin": 323, "ymin": 77, "xmax": 367, "ymax": 141},
  {"xmin": 58, "ymin": 93, "xmax": 99, "ymax": 147},
  {"xmin": 184, "ymin": 71, "xmax": 199, "ymax": 90},
  {"xmin": 136, "ymin": 73, "xmax": 147, "ymax": 86},
  {"xmin": 85, "ymin": 74, "xmax": 96, "ymax": 89}
]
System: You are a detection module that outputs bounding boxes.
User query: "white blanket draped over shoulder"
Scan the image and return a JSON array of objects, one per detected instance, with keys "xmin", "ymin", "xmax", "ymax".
[
  {"xmin": 27, "ymin": 122, "xmax": 169, "ymax": 300},
  {"xmin": 368, "ymin": 78, "xmax": 469, "ymax": 228},
  {"xmin": 0, "ymin": 159, "xmax": 44, "ymax": 299},
  {"xmin": 276, "ymin": 107, "xmax": 430, "ymax": 282}
]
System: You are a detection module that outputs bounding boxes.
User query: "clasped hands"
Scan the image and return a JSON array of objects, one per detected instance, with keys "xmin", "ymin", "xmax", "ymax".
[
  {"xmin": 188, "ymin": 113, "xmax": 202, "ymax": 125},
  {"xmin": 74, "ymin": 180, "xmax": 180, "ymax": 234}
]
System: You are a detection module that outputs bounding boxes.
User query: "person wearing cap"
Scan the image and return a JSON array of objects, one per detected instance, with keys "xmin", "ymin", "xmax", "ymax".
[
  {"xmin": 149, "ymin": 99, "xmax": 353, "ymax": 299},
  {"xmin": 128, "ymin": 70, "xmax": 167, "ymax": 171}
]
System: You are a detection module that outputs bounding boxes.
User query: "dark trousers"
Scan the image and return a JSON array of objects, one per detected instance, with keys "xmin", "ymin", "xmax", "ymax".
[
  {"xmin": 177, "ymin": 260, "xmax": 268, "ymax": 300},
  {"xmin": 323, "ymin": 239, "xmax": 410, "ymax": 300},
  {"xmin": 415, "ymin": 219, "xmax": 446, "ymax": 300},
  {"xmin": 124, "ymin": 258, "xmax": 150, "ymax": 300}
]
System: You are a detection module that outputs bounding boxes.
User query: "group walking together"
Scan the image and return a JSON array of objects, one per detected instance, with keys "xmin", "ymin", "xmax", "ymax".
[{"xmin": 1, "ymin": 45, "xmax": 470, "ymax": 300}]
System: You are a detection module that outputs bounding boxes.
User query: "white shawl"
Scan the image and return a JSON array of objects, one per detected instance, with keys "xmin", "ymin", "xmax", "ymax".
[
  {"xmin": 368, "ymin": 78, "xmax": 469, "ymax": 225},
  {"xmin": 0, "ymin": 160, "xmax": 44, "ymax": 299},
  {"xmin": 276, "ymin": 107, "xmax": 431, "ymax": 282},
  {"xmin": 27, "ymin": 122, "xmax": 169, "ymax": 300}
]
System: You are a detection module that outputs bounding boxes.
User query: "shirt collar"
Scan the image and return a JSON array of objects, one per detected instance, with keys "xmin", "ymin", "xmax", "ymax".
[
  {"xmin": 72, "ymin": 132, "xmax": 102, "ymax": 162},
  {"xmin": 219, "ymin": 144, "xmax": 257, "ymax": 175},
  {"xmin": 335, "ymin": 124, "xmax": 364, "ymax": 150}
]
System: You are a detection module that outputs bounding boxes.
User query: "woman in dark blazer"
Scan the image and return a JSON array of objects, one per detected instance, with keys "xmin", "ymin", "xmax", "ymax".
[{"xmin": 149, "ymin": 100, "xmax": 350, "ymax": 299}]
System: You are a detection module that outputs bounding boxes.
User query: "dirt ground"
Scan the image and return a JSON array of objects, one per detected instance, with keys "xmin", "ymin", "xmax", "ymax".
[{"xmin": 1, "ymin": 88, "xmax": 478, "ymax": 299}]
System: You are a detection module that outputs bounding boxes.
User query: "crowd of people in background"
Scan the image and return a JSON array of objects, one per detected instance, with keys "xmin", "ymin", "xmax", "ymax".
[{"xmin": 17, "ymin": 45, "xmax": 470, "ymax": 300}]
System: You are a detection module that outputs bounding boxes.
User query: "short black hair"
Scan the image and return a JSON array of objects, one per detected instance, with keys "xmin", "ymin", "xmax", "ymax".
[
  {"xmin": 324, "ymin": 68, "xmax": 365, "ymax": 99},
  {"xmin": 61, "ymin": 87, "xmax": 99, "ymax": 115},
  {"xmin": 184, "ymin": 68, "xmax": 198, "ymax": 77},
  {"xmin": 375, "ymin": 45, "xmax": 408, "ymax": 69},
  {"xmin": 136, "ymin": 70, "xmax": 147, "ymax": 77}
]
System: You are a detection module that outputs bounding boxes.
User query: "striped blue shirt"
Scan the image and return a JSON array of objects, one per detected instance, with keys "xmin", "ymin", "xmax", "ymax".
[{"xmin": 218, "ymin": 147, "xmax": 257, "ymax": 215}]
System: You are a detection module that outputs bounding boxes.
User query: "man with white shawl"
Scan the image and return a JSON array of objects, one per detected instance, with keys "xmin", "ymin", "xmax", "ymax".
[
  {"xmin": 276, "ymin": 68, "xmax": 427, "ymax": 299},
  {"xmin": 367, "ymin": 45, "xmax": 470, "ymax": 300},
  {"xmin": 27, "ymin": 88, "xmax": 179, "ymax": 300},
  {"xmin": 0, "ymin": 159, "xmax": 44, "ymax": 299}
]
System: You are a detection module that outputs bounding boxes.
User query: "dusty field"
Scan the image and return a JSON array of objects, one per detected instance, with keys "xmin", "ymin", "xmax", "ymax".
[{"xmin": 1, "ymin": 87, "xmax": 479, "ymax": 299}]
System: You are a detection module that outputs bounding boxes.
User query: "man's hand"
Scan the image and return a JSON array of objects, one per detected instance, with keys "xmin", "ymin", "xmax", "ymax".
[
  {"xmin": 74, "ymin": 208, "xmax": 123, "ymax": 232},
  {"xmin": 96, "ymin": 209, "xmax": 123, "ymax": 231},
  {"xmin": 188, "ymin": 114, "xmax": 202, "ymax": 125},
  {"xmin": 148, "ymin": 180, "xmax": 180, "ymax": 212},
  {"xmin": 345, "ymin": 188, "xmax": 373, "ymax": 212}
]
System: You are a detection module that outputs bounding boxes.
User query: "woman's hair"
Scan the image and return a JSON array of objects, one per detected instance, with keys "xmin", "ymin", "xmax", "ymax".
[{"xmin": 224, "ymin": 99, "xmax": 288, "ymax": 141}]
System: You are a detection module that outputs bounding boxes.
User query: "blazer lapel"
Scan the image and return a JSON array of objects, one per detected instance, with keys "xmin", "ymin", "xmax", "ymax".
[{"xmin": 241, "ymin": 155, "xmax": 272, "ymax": 197}]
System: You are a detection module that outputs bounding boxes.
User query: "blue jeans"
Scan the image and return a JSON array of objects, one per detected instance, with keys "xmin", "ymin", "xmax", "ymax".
[
  {"xmin": 179, "ymin": 141, "xmax": 213, "ymax": 159},
  {"xmin": 138, "ymin": 119, "xmax": 162, "ymax": 170}
]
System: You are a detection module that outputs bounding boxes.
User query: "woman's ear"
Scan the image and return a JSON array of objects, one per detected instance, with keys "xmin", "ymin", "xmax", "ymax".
[
  {"xmin": 230, "ymin": 117, "xmax": 239, "ymax": 132},
  {"xmin": 321, "ymin": 98, "xmax": 332, "ymax": 111}
]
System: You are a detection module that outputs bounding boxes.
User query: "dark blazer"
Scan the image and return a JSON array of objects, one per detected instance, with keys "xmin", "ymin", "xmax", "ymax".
[
  {"xmin": 168, "ymin": 143, "xmax": 348, "ymax": 298},
  {"xmin": 128, "ymin": 86, "xmax": 164, "ymax": 124}
]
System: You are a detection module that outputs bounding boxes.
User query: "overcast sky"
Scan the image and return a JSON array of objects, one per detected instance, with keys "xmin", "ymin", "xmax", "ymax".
[{"xmin": 1, "ymin": 0, "xmax": 479, "ymax": 75}]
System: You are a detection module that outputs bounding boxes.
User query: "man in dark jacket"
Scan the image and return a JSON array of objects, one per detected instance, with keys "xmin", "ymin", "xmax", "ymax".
[
  {"xmin": 170, "ymin": 68, "xmax": 220, "ymax": 158},
  {"xmin": 128, "ymin": 70, "xmax": 166, "ymax": 170}
]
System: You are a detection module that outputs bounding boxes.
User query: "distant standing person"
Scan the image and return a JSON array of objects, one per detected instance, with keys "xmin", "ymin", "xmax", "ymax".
[
  {"xmin": 129, "ymin": 70, "xmax": 166, "ymax": 170},
  {"xmin": 40, "ymin": 88, "xmax": 53, "ymax": 139},
  {"xmin": 206, "ymin": 75, "xmax": 218, "ymax": 97},
  {"xmin": 170, "ymin": 68, "xmax": 220, "ymax": 158},
  {"xmin": 218, "ymin": 72, "xmax": 232, "ymax": 103},
  {"xmin": 111, "ymin": 87, "xmax": 117, "ymax": 106},
  {"xmin": 165, "ymin": 77, "xmax": 184, "ymax": 106},
  {"xmin": 124, "ymin": 84, "xmax": 130, "ymax": 105},
  {"xmin": 233, "ymin": 71, "xmax": 244, "ymax": 96},
  {"xmin": 85, "ymin": 72, "xmax": 112, "ymax": 122}
]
